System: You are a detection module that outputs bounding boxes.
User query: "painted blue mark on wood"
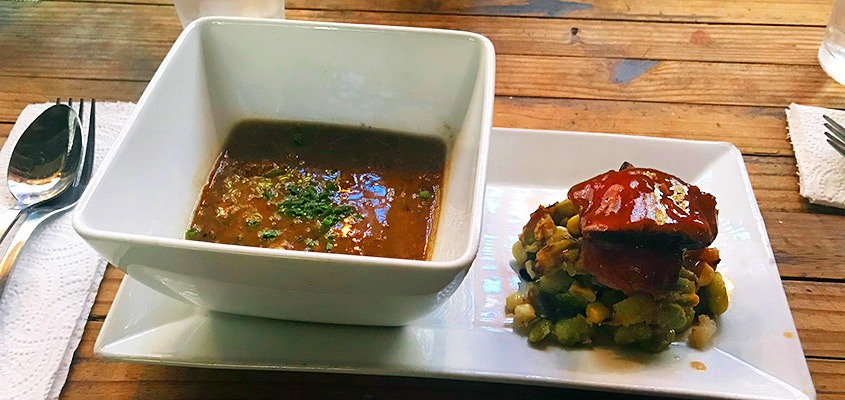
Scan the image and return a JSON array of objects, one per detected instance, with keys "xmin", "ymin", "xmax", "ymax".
[
  {"xmin": 612, "ymin": 59, "xmax": 659, "ymax": 84},
  {"xmin": 475, "ymin": 0, "xmax": 592, "ymax": 17}
]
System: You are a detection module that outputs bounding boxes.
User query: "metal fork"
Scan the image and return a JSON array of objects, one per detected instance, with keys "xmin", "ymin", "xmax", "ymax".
[
  {"xmin": 0, "ymin": 99, "xmax": 96, "ymax": 295},
  {"xmin": 822, "ymin": 115, "xmax": 845, "ymax": 157}
]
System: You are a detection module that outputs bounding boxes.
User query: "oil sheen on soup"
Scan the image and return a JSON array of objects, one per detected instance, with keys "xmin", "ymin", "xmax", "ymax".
[{"xmin": 185, "ymin": 120, "xmax": 446, "ymax": 260}]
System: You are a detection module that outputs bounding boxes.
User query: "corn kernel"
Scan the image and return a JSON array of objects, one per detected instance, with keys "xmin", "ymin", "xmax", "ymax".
[
  {"xmin": 566, "ymin": 215, "xmax": 581, "ymax": 236},
  {"xmin": 698, "ymin": 262, "xmax": 715, "ymax": 287},
  {"xmin": 513, "ymin": 303, "xmax": 536, "ymax": 326},
  {"xmin": 586, "ymin": 302, "xmax": 611, "ymax": 325},
  {"xmin": 568, "ymin": 281, "xmax": 596, "ymax": 302},
  {"xmin": 682, "ymin": 293, "xmax": 700, "ymax": 307},
  {"xmin": 512, "ymin": 241, "xmax": 528, "ymax": 266},
  {"xmin": 505, "ymin": 292, "xmax": 528, "ymax": 313}
]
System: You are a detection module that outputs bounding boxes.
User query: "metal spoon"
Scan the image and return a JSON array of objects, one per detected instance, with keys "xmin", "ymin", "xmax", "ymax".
[{"xmin": 0, "ymin": 104, "xmax": 83, "ymax": 243}]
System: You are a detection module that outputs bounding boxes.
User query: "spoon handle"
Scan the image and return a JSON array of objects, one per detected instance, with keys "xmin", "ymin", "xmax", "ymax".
[
  {"xmin": 0, "ymin": 205, "xmax": 25, "ymax": 244},
  {"xmin": 0, "ymin": 208, "xmax": 52, "ymax": 296}
]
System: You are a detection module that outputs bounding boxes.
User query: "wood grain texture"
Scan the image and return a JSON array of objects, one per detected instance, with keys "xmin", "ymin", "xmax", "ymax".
[
  {"xmin": 811, "ymin": 359, "xmax": 845, "ymax": 400},
  {"xmin": 285, "ymin": 0, "xmax": 836, "ymax": 25},
  {"xmin": 0, "ymin": 86, "xmax": 797, "ymax": 157},
  {"xmin": 786, "ymin": 281, "xmax": 845, "ymax": 359},
  {"xmin": 743, "ymin": 155, "xmax": 845, "ymax": 215},
  {"xmin": 68, "ymin": 0, "xmax": 836, "ymax": 25},
  {"xmin": 0, "ymin": 76, "xmax": 147, "ymax": 123},
  {"xmin": 496, "ymin": 55, "xmax": 845, "ymax": 108},
  {"xmin": 494, "ymin": 97, "xmax": 792, "ymax": 156},
  {"xmin": 764, "ymin": 213, "xmax": 845, "ymax": 281},
  {"xmin": 0, "ymin": 2, "xmax": 179, "ymax": 80},
  {"xmin": 0, "ymin": 125, "xmax": 9, "ymax": 148},
  {"xmin": 14, "ymin": 36, "xmax": 828, "ymax": 110},
  {"xmin": 0, "ymin": 3, "xmax": 828, "ymax": 85},
  {"xmin": 284, "ymin": 10, "xmax": 826, "ymax": 65}
]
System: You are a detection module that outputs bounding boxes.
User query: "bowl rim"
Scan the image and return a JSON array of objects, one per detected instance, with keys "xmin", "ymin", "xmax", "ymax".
[{"xmin": 72, "ymin": 16, "xmax": 497, "ymax": 272}]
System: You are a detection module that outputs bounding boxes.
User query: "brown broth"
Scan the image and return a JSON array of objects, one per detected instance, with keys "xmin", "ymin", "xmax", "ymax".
[{"xmin": 186, "ymin": 120, "xmax": 447, "ymax": 260}]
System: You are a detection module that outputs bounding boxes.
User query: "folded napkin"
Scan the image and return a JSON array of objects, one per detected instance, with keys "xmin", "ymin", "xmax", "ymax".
[
  {"xmin": 0, "ymin": 102, "xmax": 135, "ymax": 400},
  {"xmin": 786, "ymin": 103, "xmax": 845, "ymax": 209}
]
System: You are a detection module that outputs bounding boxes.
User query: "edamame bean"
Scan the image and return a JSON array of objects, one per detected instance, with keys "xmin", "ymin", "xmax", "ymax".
[
  {"xmin": 612, "ymin": 294, "xmax": 657, "ymax": 326},
  {"xmin": 703, "ymin": 272, "xmax": 729, "ymax": 315},
  {"xmin": 528, "ymin": 319, "xmax": 553, "ymax": 343},
  {"xmin": 656, "ymin": 303, "xmax": 687, "ymax": 331},
  {"xmin": 537, "ymin": 270, "xmax": 573, "ymax": 294},
  {"xmin": 553, "ymin": 315, "xmax": 594, "ymax": 346},
  {"xmin": 613, "ymin": 322, "xmax": 651, "ymax": 345}
]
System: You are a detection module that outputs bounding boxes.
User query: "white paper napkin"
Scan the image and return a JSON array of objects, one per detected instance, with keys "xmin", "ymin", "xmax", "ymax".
[
  {"xmin": 0, "ymin": 102, "xmax": 135, "ymax": 400},
  {"xmin": 786, "ymin": 103, "xmax": 845, "ymax": 208}
]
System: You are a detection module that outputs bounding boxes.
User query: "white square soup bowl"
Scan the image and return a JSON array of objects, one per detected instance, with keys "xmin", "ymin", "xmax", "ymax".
[{"xmin": 73, "ymin": 17, "xmax": 495, "ymax": 326}]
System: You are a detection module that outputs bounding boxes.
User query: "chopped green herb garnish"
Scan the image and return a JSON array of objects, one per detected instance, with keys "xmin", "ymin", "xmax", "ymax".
[
  {"xmin": 418, "ymin": 190, "xmax": 431, "ymax": 200},
  {"xmin": 278, "ymin": 180, "xmax": 358, "ymax": 234},
  {"xmin": 305, "ymin": 238, "xmax": 318, "ymax": 249},
  {"xmin": 185, "ymin": 227, "xmax": 199, "ymax": 240},
  {"xmin": 293, "ymin": 133, "xmax": 304, "ymax": 146},
  {"xmin": 259, "ymin": 229, "xmax": 280, "ymax": 240},
  {"xmin": 263, "ymin": 169, "xmax": 285, "ymax": 178},
  {"xmin": 246, "ymin": 213, "xmax": 263, "ymax": 227},
  {"xmin": 326, "ymin": 234, "xmax": 336, "ymax": 251},
  {"xmin": 263, "ymin": 189, "xmax": 276, "ymax": 201}
]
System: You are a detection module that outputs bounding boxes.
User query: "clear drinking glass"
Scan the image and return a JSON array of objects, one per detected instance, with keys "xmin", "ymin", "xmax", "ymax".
[
  {"xmin": 171, "ymin": 0, "xmax": 285, "ymax": 26},
  {"xmin": 820, "ymin": 0, "xmax": 845, "ymax": 84}
]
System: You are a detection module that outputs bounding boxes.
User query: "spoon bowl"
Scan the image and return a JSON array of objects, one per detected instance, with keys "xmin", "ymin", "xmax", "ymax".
[{"xmin": 0, "ymin": 104, "xmax": 83, "ymax": 242}]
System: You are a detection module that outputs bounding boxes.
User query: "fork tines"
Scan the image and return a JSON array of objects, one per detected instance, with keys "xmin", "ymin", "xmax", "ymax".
[
  {"xmin": 81, "ymin": 99, "xmax": 95, "ymax": 184},
  {"xmin": 822, "ymin": 115, "xmax": 845, "ymax": 157},
  {"xmin": 57, "ymin": 98, "xmax": 96, "ymax": 184}
]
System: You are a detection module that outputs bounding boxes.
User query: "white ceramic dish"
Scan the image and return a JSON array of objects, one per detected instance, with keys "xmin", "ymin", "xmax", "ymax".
[
  {"xmin": 96, "ymin": 128, "xmax": 815, "ymax": 400},
  {"xmin": 72, "ymin": 17, "xmax": 495, "ymax": 326}
]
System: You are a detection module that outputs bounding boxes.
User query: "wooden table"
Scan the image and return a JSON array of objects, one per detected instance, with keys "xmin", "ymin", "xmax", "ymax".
[{"xmin": 2, "ymin": 0, "xmax": 844, "ymax": 398}]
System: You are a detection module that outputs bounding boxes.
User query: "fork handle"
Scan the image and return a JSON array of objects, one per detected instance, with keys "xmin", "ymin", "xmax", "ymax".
[{"xmin": 0, "ymin": 209, "xmax": 48, "ymax": 296}]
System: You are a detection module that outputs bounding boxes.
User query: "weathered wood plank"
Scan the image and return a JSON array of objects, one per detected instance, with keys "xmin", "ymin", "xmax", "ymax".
[
  {"xmin": 494, "ymin": 98, "xmax": 792, "ymax": 156},
  {"xmin": 89, "ymin": 266, "xmax": 124, "ymax": 319},
  {"xmin": 496, "ymin": 55, "xmax": 845, "ymax": 108},
  {"xmin": 0, "ymin": 84, "xmax": 799, "ymax": 158},
  {"xmin": 65, "ymin": 0, "xmax": 836, "ymax": 25},
  {"xmin": 288, "ymin": 10, "xmax": 825, "ymax": 65},
  {"xmin": 786, "ymin": 281, "xmax": 845, "ymax": 359},
  {"xmin": 0, "ymin": 2, "xmax": 179, "ymax": 80},
  {"xmin": 7, "ymin": 54, "xmax": 841, "ymax": 110},
  {"xmin": 1, "ymin": 3, "xmax": 828, "ymax": 86},
  {"xmin": 0, "ymin": 124, "xmax": 9, "ymax": 148},
  {"xmin": 744, "ymin": 155, "xmax": 845, "ymax": 215},
  {"xmin": 0, "ymin": 76, "xmax": 147, "ymax": 123},
  {"xmin": 288, "ymin": 0, "xmax": 835, "ymax": 26},
  {"xmin": 810, "ymin": 358, "xmax": 845, "ymax": 400},
  {"xmin": 765, "ymin": 212, "xmax": 845, "ymax": 281}
]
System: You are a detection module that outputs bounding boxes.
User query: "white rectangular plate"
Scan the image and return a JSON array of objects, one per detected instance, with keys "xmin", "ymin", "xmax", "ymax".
[{"xmin": 95, "ymin": 128, "xmax": 815, "ymax": 399}]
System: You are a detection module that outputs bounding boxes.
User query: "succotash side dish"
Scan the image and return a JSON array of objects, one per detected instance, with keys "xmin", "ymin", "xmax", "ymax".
[{"xmin": 506, "ymin": 163, "xmax": 729, "ymax": 351}]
